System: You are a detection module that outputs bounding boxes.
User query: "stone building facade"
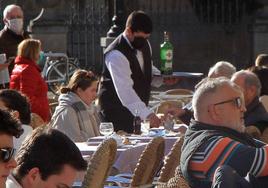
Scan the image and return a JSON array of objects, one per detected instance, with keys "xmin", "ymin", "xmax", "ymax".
[{"xmin": 0, "ymin": 0, "xmax": 267, "ymax": 74}]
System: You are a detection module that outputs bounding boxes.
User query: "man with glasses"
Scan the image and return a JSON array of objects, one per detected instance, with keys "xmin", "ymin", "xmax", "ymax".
[
  {"xmin": 6, "ymin": 126, "xmax": 87, "ymax": 188},
  {"xmin": 99, "ymin": 11, "xmax": 162, "ymax": 133},
  {"xmin": 180, "ymin": 77, "xmax": 268, "ymax": 188},
  {"xmin": 0, "ymin": 109, "xmax": 22, "ymax": 188},
  {"xmin": 231, "ymin": 70, "xmax": 268, "ymax": 133}
]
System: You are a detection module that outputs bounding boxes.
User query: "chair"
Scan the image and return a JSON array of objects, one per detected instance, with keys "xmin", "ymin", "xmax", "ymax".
[
  {"xmin": 260, "ymin": 127, "xmax": 268, "ymax": 143},
  {"xmin": 164, "ymin": 89, "xmax": 193, "ymax": 107},
  {"xmin": 158, "ymin": 136, "xmax": 185, "ymax": 183},
  {"xmin": 260, "ymin": 95, "xmax": 268, "ymax": 112},
  {"xmin": 156, "ymin": 100, "xmax": 183, "ymax": 114},
  {"xmin": 48, "ymin": 97, "xmax": 59, "ymax": 115},
  {"xmin": 49, "ymin": 101, "xmax": 59, "ymax": 115},
  {"xmin": 82, "ymin": 138, "xmax": 117, "ymax": 188},
  {"xmin": 30, "ymin": 113, "xmax": 45, "ymax": 129},
  {"xmin": 165, "ymin": 89, "xmax": 193, "ymax": 95},
  {"xmin": 130, "ymin": 136, "xmax": 165, "ymax": 187},
  {"xmin": 245, "ymin": 125, "xmax": 261, "ymax": 140},
  {"xmin": 156, "ymin": 166, "xmax": 190, "ymax": 188}
]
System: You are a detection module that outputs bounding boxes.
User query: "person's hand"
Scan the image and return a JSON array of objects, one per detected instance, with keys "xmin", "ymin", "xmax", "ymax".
[
  {"xmin": 164, "ymin": 106, "xmax": 186, "ymax": 117},
  {"xmin": 147, "ymin": 113, "xmax": 162, "ymax": 128},
  {"xmin": 163, "ymin": 77, "xmax": 180, "ymax": 85}
]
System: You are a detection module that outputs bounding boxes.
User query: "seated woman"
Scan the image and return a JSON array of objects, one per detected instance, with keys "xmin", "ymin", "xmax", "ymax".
[
  {"xmin": 0, "ymin": 89, "xmax": 32, "ymax": 150},
  {"xmin": 10, "ymin": 39, "xmax": 50, "ymax": 123},
  {"xmin": 50, "ymin": 69, "xmax": 100, "ymax": 142}
]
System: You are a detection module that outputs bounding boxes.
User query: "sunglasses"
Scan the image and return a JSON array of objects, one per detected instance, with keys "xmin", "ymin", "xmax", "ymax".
[
  {"xmin": 0, "ymin": 147, "xmax": 16, "ymax": 162},
  {"xmin": 213, "ymin": 97, "xmax": 242, "ymax": 109}
]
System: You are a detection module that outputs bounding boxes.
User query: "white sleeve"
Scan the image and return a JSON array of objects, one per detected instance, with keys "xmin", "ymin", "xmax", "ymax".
[{"xmin": 105, "ymin": 50, "xmax": 153, "ymax": 120}]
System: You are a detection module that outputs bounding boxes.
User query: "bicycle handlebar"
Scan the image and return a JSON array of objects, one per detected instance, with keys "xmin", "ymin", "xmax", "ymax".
[{"xmin": 43, "ymin": 52, "xmax": 68, "ymax": 59}]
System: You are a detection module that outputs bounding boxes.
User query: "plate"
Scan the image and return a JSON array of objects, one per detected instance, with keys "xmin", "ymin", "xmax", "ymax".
[{"xmin": 148, "ymin": 128, "xmax": 165, "ymax": 137}]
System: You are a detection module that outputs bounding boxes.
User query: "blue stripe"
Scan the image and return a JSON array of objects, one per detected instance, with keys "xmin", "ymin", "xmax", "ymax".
[
  {"xmin": 223, "ymin": 143, "xmax": 242, "ymax": 164},
  {"xmin": 206, "ymin": 140, "xmax": 237, "ymax": 179},
  {"xmin": 192, "ymin": 137, "xmax": 222, "ymax": 161}
]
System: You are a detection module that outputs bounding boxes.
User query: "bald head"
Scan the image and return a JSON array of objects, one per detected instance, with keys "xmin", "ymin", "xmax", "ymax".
[
  {"xmin": 3, "ymin": 5, "xmax": 24, "ymax": 35},
  {"xmin": 192, "ymin": 77, "xmax": 245, "ymax": 132},
  {"xmin": 3, "ymin": 5, "xmax": 23, "ymax": 20},
  {"xmin": 231, "ymin": 70, "xmax": 261, "ymax": 106},
  {"xmin": 208, "ymin": 61, "xmax": 236, "ymax": 79}
]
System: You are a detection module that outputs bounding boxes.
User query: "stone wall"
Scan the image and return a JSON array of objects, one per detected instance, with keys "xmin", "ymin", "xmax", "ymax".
[{"xmin": 0, "ymin": 0, "xmax": 267, "ymax": 72}]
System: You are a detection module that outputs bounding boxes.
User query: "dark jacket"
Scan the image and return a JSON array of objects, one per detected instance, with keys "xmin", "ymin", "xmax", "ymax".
[
  {"xmin": 0, "ymin": 27, "xmax": 29, "ymax": 74},
  {"xmin": 245, "ymin": 97, "xmax": 268, "ymax": 132},
  {"xmin": 99, "ymin": 34, "xmax": 152, "ymax": 133}
]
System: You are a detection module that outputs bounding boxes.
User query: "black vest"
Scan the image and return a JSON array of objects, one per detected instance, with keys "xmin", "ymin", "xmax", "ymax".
[{"xmin": 98, "ymin": 34, "xmax": 152, "ymax": 133}]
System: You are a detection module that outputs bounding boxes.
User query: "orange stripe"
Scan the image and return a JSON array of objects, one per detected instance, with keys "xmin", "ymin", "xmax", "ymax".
[
  {"xmin": 189, "ymin": 137, "xmax": 233, "ymax": 172},
  {"xmin": 259, "ymin": 146, "xmax": 268, "ymax": 176},
  {"xmin": 218, "ymin": 142, "xmax": 239, "ymax": 166}
]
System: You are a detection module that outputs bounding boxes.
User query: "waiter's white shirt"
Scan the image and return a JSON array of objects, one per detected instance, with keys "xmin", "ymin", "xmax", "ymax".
[{"xmin": 105, "ymin": 33, "xmax": 162, "ymax": 120}]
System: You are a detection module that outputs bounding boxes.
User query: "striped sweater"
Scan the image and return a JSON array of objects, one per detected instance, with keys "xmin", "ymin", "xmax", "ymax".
[{"xmin": 189, "ymin": 135, "xmax": 268, "ymax": 182}]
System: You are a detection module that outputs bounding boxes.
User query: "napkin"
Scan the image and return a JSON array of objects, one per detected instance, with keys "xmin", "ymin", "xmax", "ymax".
[{"xmin": 108, "ymin": 132, "xmax": 123, "ymax": 146}]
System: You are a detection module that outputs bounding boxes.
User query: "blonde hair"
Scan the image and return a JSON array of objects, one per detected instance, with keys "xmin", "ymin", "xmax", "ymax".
[{"xmin": 17, "ymin": 39, "xmax": 41, "ymax": 62}]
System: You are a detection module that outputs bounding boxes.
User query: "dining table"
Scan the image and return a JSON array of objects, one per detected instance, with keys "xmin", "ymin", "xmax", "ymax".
[{"xmin": 76, "ymin": 133, "xmax": 180, "ymax": 174}]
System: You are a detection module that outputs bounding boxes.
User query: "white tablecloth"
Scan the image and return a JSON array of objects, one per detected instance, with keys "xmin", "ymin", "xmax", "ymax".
[{"xmin": 76, "ymin": 136, "xmax": 179, "ymax": 173}]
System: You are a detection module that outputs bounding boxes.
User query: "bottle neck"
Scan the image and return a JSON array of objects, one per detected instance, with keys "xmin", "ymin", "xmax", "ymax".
[{"xmin": 164, "ymin": 32, "xmax": 169, "ymax": 42}]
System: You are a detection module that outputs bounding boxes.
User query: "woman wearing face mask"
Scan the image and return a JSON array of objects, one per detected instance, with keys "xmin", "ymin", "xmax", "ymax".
[
  {"xmin": 9, "ymin": 39, "xmax": 50, "ymax": 123},
  {"xmin": 50, "ymin": 69, "xmax": 100, "ymax": 142}
]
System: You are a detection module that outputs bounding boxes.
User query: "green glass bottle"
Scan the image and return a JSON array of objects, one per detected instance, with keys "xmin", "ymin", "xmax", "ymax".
[{"xmin": 160, "ymin": 31, "xmax": 173, "ymax": 75}]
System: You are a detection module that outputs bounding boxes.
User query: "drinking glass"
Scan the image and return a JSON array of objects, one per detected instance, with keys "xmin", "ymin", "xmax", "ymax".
[
  {"xmin": 163, "ymin": 114, "xmax": 175, "ymax": 133},
  {"xmin": 99, "ymin": 122, "xmax": 114, "ymax": 137},
  {"xmin": 141, "ymin": 119, "xmax": 150, "ymax": 134}
]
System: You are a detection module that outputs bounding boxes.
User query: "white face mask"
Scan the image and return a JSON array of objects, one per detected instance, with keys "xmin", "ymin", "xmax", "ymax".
[{"xmin": 7, "ymin": 18, "xmax": 23, "ymax": 35}]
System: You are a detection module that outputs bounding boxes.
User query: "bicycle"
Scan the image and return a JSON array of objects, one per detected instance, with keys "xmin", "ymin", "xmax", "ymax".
[{"xmin": 40, "ymin": 52, "xmax": 79, "ymax": 96}]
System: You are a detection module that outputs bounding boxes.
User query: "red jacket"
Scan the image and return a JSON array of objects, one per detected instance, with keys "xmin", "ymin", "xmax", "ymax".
[{"xmin": 10, "ymin": 56, "xmax": 50, "ymax": 122}]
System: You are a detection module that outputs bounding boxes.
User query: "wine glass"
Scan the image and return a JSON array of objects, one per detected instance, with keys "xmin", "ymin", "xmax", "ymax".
[
  {"xmin": 163, "ymin": 114, "xmax": 175, "ymax": 134},
  {"xmin": 99, "ymin": 122, "xmax": 114, "ymax": 137}
]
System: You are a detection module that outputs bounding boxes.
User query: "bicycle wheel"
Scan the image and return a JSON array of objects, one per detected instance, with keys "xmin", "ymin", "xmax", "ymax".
[{"xmin": 45, "ymin": 60, "xmax": 79, "ymax": 95}]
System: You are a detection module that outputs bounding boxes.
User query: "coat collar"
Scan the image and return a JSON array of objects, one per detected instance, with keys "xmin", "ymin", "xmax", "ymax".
[{"xmin": 14, "ymin": 56, "xmax": 41, "ymax": 72}]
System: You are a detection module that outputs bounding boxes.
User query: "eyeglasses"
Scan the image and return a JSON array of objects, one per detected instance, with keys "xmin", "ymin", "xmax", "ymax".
[
  {"xmin": 213, "ymin": 97, "xmax": 242, "ymax": 109},
  {"xmin": 0, "ymin": 147, "xmax": 16, "ymax": 162}
]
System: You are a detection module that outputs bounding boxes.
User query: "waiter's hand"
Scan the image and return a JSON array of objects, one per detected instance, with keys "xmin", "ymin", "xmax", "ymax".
[{"xmin": 147, "ymin": 113, "xmax": 162, "ymax": 128}]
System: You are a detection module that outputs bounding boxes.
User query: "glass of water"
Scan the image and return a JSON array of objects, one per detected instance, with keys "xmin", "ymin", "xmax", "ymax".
[
  {"xmin": 99, "ymin": 122, "xmax": 114, "ymax": 137},
  {"xmin": 141, "ymin": 119, "xmax": 150, "ymax": 134}
]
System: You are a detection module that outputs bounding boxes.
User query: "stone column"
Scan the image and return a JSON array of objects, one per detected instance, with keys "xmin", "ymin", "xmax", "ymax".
[{"xmin": 100, "ymin": 0, "xmax": 125, "ymax": 71}]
